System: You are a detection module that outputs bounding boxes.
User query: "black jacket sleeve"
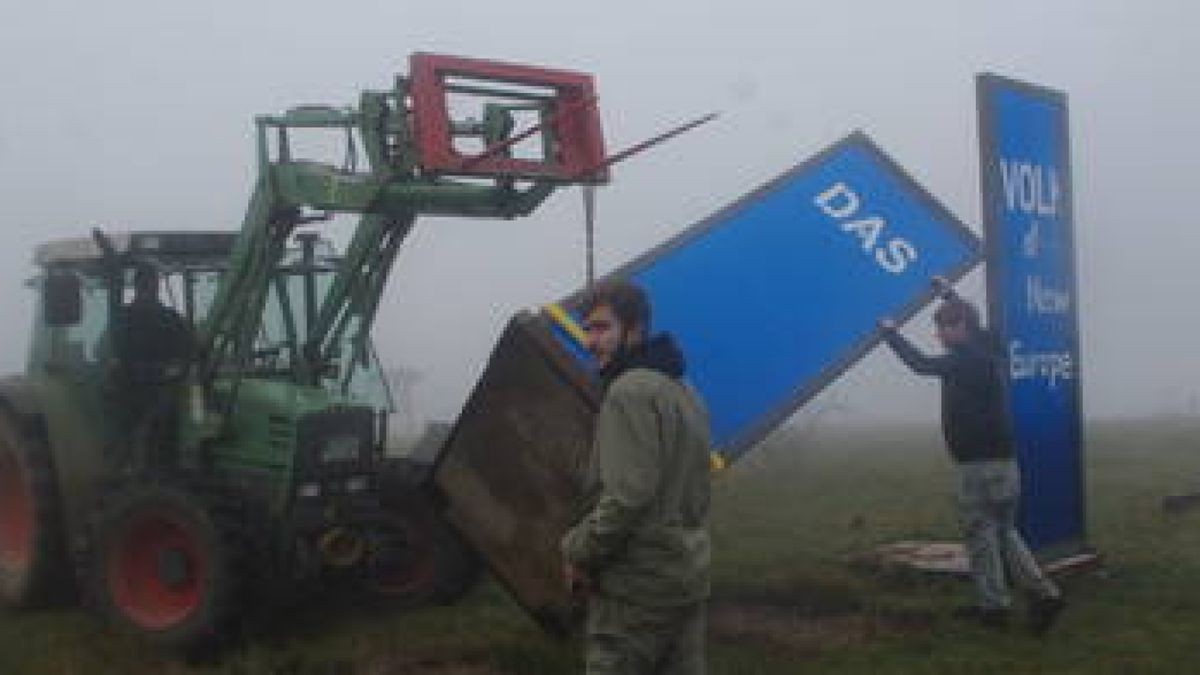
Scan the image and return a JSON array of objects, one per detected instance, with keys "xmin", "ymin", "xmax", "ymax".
[{"xmin": 883, "ymin": 330, "xmax": 952, "ymax": 377}]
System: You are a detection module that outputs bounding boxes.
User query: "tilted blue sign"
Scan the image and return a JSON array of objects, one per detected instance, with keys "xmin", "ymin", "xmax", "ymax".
[
  {"xmin": 560, "ymin": 132, "xmax": 981, "ymax": 461},
  {"xmin": 977, "ymin": 74, "xmax": 1085, "ymax": 553}
]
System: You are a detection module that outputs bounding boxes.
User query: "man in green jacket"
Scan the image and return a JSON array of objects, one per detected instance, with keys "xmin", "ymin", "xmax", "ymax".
[{"xmin": 562, "ymin": 280, "xmax": 712, "ymax": 674}]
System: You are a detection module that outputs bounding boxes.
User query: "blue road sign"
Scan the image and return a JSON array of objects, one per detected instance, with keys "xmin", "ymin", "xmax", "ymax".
[
  {"xmin": 558, "ymin": 132, "xmax": 981, "ymax": 461},
  {"xmin": 978, "ymin": 75, "xmax": 1085, "ymax": 553}
]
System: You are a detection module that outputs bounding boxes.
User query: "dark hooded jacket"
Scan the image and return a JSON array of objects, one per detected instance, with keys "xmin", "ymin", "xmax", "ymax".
[
  {"xmin": 114, "ymin": 297, "xmax": 192, "ymax": 384},
  {"xmin": 883, "ymin": 329, "xmax": 1014, "ymax": 463},
  {"xmin": 561, "ymin": 334, "xmax": 712, "ymax": 606}
]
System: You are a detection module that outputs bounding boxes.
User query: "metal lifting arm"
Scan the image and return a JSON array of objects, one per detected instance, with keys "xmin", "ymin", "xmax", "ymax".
[
  {"xmin": 193, "ymin": 74, "xmax": 569, "ymax": 408},
  {"xmin": 192, "ymin": 56, "xmax": 714, "ymax": 415},
  {"xmin": 196, "ymin": 177, "xmax": 292, "ymax": 385},
  {"xmin": 303, "ymin": 212, "xmax": 415, "ymax": 391}
]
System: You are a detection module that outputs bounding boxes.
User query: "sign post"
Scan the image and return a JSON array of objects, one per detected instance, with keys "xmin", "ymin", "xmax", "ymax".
[{"xmin": 977, "ymin": 74, "xmax": 1087, "ymax": 555}]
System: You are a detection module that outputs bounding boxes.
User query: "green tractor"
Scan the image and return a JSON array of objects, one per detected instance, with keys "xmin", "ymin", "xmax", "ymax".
[{"xmin": 0, "ymin": 53, "xmax": 608, "ymax": 651}]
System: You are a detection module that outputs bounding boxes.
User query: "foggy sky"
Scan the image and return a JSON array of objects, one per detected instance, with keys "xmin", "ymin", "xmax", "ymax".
[{"xmin": 1, "ymin": 0, "xmax": 1196, "ymax": 426}]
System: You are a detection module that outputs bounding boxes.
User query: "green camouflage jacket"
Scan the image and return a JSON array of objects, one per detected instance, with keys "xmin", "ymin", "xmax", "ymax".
[{"xmin": 562, "ymin": 335, "xmax": 712, "ymax": 606}]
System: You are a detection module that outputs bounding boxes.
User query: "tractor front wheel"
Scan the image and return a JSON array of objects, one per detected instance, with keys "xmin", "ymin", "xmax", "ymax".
[
  {"xmin": 85, "ymin": 482, "xmax": 242, "ymax": 653},
  {"xmin": 0, "ymin": 410, "xmax": 68, "ymax": 608},
  {"xmin": 364, "ymin": 497, "xmax": 482, "ymax": 607}
]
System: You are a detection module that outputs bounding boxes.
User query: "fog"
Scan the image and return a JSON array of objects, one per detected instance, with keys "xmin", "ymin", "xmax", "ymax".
[{"xmin": 2, "ymin": 0, "xmax": 1196, "ymax": 427}]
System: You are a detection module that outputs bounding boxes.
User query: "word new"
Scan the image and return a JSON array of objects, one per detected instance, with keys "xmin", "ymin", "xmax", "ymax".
[
  {"xmin": 813, "ymin": 182, "xmax": 918, "ymax": 274},
  {"xmin": 1026, "ymin": 275, "xmax": 1071, "ymax": 315},
  {"xmin": 1000, "ymin": 159, "xmax": 1060, "ymax": 217}
]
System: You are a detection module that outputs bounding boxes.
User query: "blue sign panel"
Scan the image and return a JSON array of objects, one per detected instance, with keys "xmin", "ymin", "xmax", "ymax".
[
  {"xmin": 560, "ymin": 132, "xmax": 981, "ymax": 460},
  {"xmin": 977, "ymin": 74, "xmax": 1085, "ymax": 553}
]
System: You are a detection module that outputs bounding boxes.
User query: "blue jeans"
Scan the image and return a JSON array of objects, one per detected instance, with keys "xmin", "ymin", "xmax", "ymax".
[{"xmin": 956, "ymin": 459, "xmax": 1060, "ymax": 609}]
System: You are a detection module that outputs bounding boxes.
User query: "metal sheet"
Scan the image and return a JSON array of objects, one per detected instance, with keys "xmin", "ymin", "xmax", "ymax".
[
  {"xmin": 433, "ymin": 312, "xmax": 599, "ymax": 633},
  {"xmin": 566, "ymin": 132, "xmax": 982, "ymax": 461}
]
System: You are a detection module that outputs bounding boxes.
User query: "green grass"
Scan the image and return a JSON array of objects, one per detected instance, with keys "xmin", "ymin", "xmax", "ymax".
[{"xmin": 3, "ymin": 419, "xmax": 1199, "ymax": 674}]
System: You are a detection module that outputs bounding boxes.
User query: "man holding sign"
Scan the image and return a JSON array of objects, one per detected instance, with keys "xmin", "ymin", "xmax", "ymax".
[
  {"xmin": 562, "ymin": 280, "xmax": 713, "ymax": 674},
  {"xmin": 879, "ymin": 278, "xmax": 1065, "ymax": 635}
]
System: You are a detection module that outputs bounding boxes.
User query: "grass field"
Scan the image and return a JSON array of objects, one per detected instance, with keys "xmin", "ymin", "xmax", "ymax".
[{"xmin": 2, "ymin": 419, "xmax": 1199, "ymax": 674}]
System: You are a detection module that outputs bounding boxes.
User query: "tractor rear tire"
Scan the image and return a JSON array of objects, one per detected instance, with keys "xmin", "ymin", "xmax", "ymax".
[
  {"xmin": 0, "ymin": 409, "xmax": 69, "ymax": 608},
  {"xmin": 82, "ymin": 481, "xmax": 244, "ymax": 654},
  {"xmin": 364, "ymin": 496, "xmax": 482, "ymax": 607}
]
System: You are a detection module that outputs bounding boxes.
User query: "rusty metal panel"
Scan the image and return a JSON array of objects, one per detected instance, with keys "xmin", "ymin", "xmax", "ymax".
[{"xmin": 433, "ymin": 310, "xmax": 598, "ymax": 634}]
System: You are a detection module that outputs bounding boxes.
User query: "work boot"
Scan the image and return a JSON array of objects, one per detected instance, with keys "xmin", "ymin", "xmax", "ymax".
[
  {"xmin": 1027, "ymin": 594, "xmax": 1065, "ymax": 636},
  {"xmin": 951, "ymin": 605, "xmax": 1010, "ymax": 629}
]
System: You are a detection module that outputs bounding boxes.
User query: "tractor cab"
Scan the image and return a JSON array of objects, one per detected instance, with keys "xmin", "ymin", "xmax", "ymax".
[
  {"xmin": 31, "ymin": 232, "xmax": 232, "ymax": 378},
  {"xmin": 31, "ymin": 230, "xmax": 391, "ymax": 409}
]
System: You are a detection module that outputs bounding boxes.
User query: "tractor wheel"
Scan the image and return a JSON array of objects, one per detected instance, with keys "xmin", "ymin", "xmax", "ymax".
[
  {"xmin": 364, "ymin": 497, "xmax": 482, "ymax": 607},
  {"xmin": 0, "ymin": 409, "xmax": 69, "ymax": 608},
  {"xmin": 83, "ymin": 481, "xmax": 244, "ymax": 653}
]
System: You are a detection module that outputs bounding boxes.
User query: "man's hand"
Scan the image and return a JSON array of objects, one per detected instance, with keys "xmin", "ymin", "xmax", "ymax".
[
  {"xmin": 878, "ymin": 318, "xmax": 897, "ymax": 332},
  {"xmin": 564, "ymin": 561, "xmax": 591, "ymax": 596}
]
